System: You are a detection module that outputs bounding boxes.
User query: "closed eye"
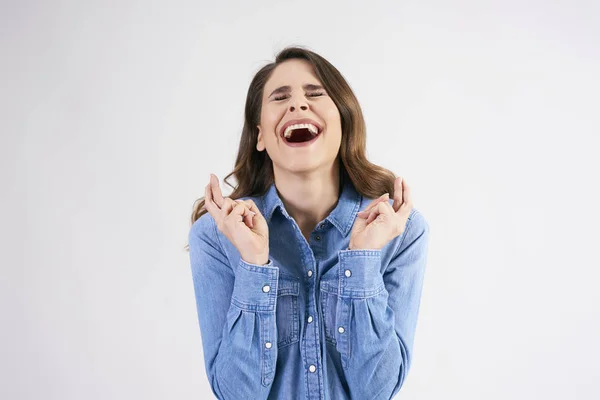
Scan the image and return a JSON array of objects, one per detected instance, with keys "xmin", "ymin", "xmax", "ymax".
[{"xmin": 274, "ymin": 92, "xmax": 326, "ymax": 101}]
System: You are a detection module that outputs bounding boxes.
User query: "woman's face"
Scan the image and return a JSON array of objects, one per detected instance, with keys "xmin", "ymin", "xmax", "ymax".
[{"xmin": 256, "ymin": 59, "xmax": 342, "ymax": 175}]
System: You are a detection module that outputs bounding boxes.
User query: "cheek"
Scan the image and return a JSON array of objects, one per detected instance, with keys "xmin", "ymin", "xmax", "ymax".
[
  {"xmin": 261, "ymin": 107, "xmax": 284, "ymax": 136},
  {"xmin": 323, "ymin": 104, "xmax": 342, "ymax": 131}
]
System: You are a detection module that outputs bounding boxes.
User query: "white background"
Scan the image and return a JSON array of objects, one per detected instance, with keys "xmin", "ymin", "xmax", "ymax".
[{"xmin": 2, "ymin": 0, "xmax": 599, "ymax": 399}]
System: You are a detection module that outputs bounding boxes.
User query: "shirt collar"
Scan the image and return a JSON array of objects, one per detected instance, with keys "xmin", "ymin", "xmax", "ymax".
[{"xmin": 260, "ymin": 174, "xmax": 362, "ymax": 237}]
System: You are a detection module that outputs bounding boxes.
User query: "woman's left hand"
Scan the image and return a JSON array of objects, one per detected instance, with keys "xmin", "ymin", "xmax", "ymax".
[{"xmin": 349, "ymin": 176, "xmax": 413, "ymax": 250}]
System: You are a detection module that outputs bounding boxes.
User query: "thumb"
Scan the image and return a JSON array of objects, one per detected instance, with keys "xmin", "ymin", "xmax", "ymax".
[
  {"xmin": 238, "ymin": 199, "xmax": 264, "ymax": 221},
  {"xmin": 227, "ymin": 201, "xmax": 252, "ymax": 224},
  {"xmin": 358, "ymin": 193, "xmax": 389, "ymax": 217},
  {"xmin": 236, "ymin": 199, "xmax": 266, "ymax": 230}
]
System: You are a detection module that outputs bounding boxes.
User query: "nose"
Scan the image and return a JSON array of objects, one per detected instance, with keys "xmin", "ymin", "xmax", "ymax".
[{"xmin": 289, "ymin": 96, "xmax": 308, "ymax": 112}]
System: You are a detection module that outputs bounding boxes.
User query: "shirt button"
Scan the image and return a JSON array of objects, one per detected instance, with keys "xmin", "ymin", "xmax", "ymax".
[
  {"xmin": 262, "ymin": 285, "xmax": 271, "ymax": 293},
  {"xmin": 307, "ymin": 315, "xmax": 313, "ymax": 323},
  {"xmin": 265, "ymin": 342, "xmax": 272, "ymax": 349},
  {"xmin": 344, "ymin": 269, "xmax": 352, "ymax": 277},
  {"xmin": 338, "ymin": 326, "xmax": 345, "ymax": 334},
  {"xmin": 309, "ymin": 364, "xmax": 316, "ymax": 373},
  {"xmin": 307, "ymin": 270, "xmax": 313, "ymax": 277},
  {"xmin": 315, "ymin": 235, "xmax": 321, "ymax": 241}
]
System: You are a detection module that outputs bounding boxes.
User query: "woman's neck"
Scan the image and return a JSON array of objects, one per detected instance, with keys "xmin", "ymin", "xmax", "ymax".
[{"xmin": 273, "ymin": 165, "xmax": 341, "ymax": 238}]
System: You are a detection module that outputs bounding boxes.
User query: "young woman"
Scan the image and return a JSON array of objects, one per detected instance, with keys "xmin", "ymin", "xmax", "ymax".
[{"xmin": 186, "ymin": 46, "xmax": 430, "ymax": 400}]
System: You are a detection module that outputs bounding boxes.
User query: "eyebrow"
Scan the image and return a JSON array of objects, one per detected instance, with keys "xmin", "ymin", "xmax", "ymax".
[{"xmin": 267, "ymin": 84, "xmax": 325, "ymax": 98}]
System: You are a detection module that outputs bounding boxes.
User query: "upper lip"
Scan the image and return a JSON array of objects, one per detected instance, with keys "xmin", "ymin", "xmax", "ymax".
[{"xmin": 279, "ymin": 118, "xmax": 323, "ymax": 137}]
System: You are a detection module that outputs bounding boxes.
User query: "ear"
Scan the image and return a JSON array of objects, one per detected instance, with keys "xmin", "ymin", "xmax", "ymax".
[{"xmin": 256, "ymin": 125, "xmax": 265, "ymax": 151}]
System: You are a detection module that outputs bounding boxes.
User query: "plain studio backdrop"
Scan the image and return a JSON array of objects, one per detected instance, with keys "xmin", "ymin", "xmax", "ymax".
[{"xmin": 2, "ymin": 0, "xmax": 599, "ymax": 399}]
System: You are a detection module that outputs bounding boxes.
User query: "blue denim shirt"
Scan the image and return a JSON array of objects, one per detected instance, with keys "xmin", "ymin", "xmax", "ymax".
[{"xmin": 188, "ymin": 177, "xmax": 430, "ymax": 399}]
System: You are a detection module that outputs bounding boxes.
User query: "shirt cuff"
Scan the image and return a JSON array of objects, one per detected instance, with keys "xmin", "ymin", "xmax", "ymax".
[
  {"xmin": 337, "ymin": 249, "xmax": 384, "ymax": 297},
  {"xmin": 230, "ymin": 258, "xmax": 279, "ymax": 312}
]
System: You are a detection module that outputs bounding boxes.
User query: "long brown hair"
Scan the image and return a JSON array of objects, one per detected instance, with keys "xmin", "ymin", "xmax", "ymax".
[{"xmin": 184, "ymin": 45, "xmax": 397, "ymax": 252}]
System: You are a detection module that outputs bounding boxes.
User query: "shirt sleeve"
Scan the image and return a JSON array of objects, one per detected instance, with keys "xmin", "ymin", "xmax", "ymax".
[
  {"xmin": 188, "ymin": 214, "xmax": 279, "ymax": 400},
  {"xmin": 333, "ymin": 209, "xmax": 430, "ymax": 400}
]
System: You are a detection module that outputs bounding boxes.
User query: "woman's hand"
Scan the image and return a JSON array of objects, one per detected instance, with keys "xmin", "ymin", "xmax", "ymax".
[
  {"xmin": 204, "ymin": 173, "xmax": 270, "ymax": 265},
  {"xmin": 349, "ymin": 176, "xmax": 413, "ymax": 250}
]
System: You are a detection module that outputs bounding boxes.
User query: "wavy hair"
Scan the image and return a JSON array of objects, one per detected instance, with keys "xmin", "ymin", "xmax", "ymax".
[{"xmin": 184, "ymin": 45, "xmax": 397, "ymax": 251}]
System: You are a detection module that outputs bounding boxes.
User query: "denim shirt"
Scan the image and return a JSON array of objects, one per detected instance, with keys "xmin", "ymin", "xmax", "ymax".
[{"xmin": 188, "ymin": 177, "xmax": 430, "ymax": 400}]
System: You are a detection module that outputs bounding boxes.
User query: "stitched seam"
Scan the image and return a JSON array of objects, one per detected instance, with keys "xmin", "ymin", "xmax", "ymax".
[
  {"xmin": 231, "ymin": 298, "xmax": 274, "ymax": 312},
  {"xmin": 343, "ymin": 191, "xmax": 362, "ymax": 234},
  {"xmin": 339, "ymin": 283, "xmax": 386, "ymax": 299},
  {"xmin": 211, "ymin": 215, "xmax": 232, "ymax": 267},
  {"xmin": 396, "ymin": 209, "xmax": 418, "ymax": 252}
]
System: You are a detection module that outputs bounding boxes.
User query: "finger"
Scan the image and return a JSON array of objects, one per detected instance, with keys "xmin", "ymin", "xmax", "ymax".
[
  {"xmin": 358, "ymin": 200, "xmax": 382, "ymax": 218},
  {"xmin": 204, "ymin": 183, "xmax": 219, "ymax": 218},
  {"xmin": 378, "ymin": 200, "xmax": 395, "ymax": 216},
  {"xmin": 237, "ymin": 200, "xmax": 257, "ymax": 217},
  {"xmin": 222, "ymin": 199, "xmax": 254, "ymax": 227},
  {"xmin": 366, "ymin": 209, "xmax": 379, "ymax": 224},
  {"xmin": 358, "ymin": 193, "xmax": 389, "ymax": 217},
  {"xmin": 358, "ymin": 193, "xmax": 390, "ymax": 217},
  {"xmin": 367, "ymin": 201, "xmax": 396, "ymax": 224},
  {"xmin": 397, "ymin": 179, "xmax": 413, "ymax": 215},
  {"xmin": 209, "ymin": 173, "xmax": 225, "ymax": 208},
  {"xmin": 392, "ymin": 177, "xmax": 403, "ymax": 212},
  {"xmin": 238, "ymin": 199, "xmax": 262, "ymax": 227},
  {"xmin": 236, "ymin": 200, "xmax": 255, "ymax": 228},
  {"xmin": 220, "ymin": 197, "xmax": 237, "ymax": 221},
  {"xmin": 240, "ymin": 199, "xmax": 262, "ymax": 218},
  {"xmin": 226, "ymin": 202, "xmax": 251, "ymax": 226},
  {"xmin": 371, "ymin": 192, "xmax": 390, "ymax": 209}
]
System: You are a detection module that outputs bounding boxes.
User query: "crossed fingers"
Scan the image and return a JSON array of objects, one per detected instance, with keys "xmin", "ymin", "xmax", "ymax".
[
  {"xmin": 204, "ymin": 173, "xmax": 256, "ymax": 227},
  {"xmin": 357, "ymin": 177, "xmax": 412, "ymax": 223}
]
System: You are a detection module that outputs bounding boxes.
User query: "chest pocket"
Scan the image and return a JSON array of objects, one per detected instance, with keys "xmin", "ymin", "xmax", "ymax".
[{"xmin": 276, "ymin": 274, "xmax": 300, "ymax": 348}]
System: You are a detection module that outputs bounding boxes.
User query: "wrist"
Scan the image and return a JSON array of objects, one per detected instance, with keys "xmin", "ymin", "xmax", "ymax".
[
  {"xmin": 241, "ymin": 254, "xmax": 270, "ymax": 265},
  {"xmin": 348, "ymin": 242, "xmax": 382, "ymax": 251}
]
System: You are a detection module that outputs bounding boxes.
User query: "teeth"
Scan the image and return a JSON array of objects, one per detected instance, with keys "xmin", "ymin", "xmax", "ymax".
[{"xmin": 283, "ymin": 123, "xmax": 319, "ymax": 138}]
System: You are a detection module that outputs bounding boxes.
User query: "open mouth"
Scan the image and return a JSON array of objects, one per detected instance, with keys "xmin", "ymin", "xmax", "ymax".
[
  {"xmin": 281, "ymin": 127, "xmax": 323, "ymax": 147},
  {"xmin": 284, "ymin": 127, "xmax": 319, "ymax": 143},
  {"xmin": 280, "ymin": 120, "xmax": 323, "ymax": 146}
]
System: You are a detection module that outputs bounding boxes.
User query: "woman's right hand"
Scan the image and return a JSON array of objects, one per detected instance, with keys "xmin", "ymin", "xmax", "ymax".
[{"xmin": 204, "ymin": 173, "xmax": 270, "ymax": 265}]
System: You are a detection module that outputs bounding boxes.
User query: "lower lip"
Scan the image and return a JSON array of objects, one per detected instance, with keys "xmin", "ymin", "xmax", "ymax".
[{"xmin": 282, "ymin": 131, "xmax": 322, "ymax": 147}]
